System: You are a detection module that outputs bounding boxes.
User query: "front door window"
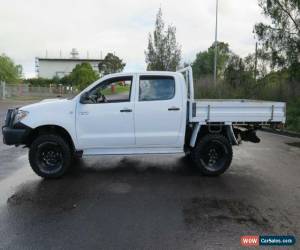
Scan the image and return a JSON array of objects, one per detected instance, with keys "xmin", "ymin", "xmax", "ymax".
[{"xmin": 88, "ymin": 77, "xmax": 132, "ymax": 103}]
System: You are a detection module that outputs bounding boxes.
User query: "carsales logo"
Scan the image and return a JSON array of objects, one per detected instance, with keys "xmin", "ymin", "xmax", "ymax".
[
  {"xmin": 241, "ymin": 235, "xmax": 296, "ymax": 247},
  {"xmin": 240, "ymin": 236, "xmax": 259, "ymax": 247}
]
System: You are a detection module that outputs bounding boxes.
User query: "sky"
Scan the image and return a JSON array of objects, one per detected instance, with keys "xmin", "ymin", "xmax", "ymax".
[{"xmin": 0, "ymin": 0, "xmax": 266, "ymax": 78}]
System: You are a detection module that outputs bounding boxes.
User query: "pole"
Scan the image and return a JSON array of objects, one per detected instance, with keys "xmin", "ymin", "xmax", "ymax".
[
  {"xmin": 213, "ymin": 0, "xmax": 219, "ymax": 86},
  {"xmin": 254, "ymin": 42, "xmax": 258, "ymax": 82}
]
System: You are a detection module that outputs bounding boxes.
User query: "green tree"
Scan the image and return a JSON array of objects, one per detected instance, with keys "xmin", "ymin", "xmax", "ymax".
[
  {"xmin": 59, "ymin": 75, "xmax": 72, "ymax": 86},
  {"xmin": 224, "ymin": 54, "xmax": 256, "ymax": 95},
  {"xmin": 52, "ymin": 76, "xmax": 61, "ymax": 85},
  {"xmin": 0, "ymin": 54, "xmax": 22, "ymax": 83},
  {"xmin": 243, "ymin": 49, "xmax": 269, "ymax": 80},
  {"xmin": 192, "ymin": 42, "xmax": 230, "ymax": 79},
  {"xmin": 224, "ymin": 54, "xmax": 245, "ymax": 88},
  {"xmin": 98, "ymin": 53, "xmax": 126, "ymax": 76},
  {"xmin": 254, "ymin": 0, "xmax": 300, "ymax": 70},
  {"xmin": 70, "ymin": 63, "xmax": 99, "ymax": 90},
  {"xmin": 145, "ymin": 8, "xmax": 181, "ymax": 71}
]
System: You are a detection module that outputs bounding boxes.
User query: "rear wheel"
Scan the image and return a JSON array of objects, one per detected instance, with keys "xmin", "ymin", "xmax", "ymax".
[
  {"xmin": 191, "ymin": 134, "xmax": 233, "ymax": 176},
  {"xmin": 29, "ymin": 134, "xmax": 72, "ymax": 178}
]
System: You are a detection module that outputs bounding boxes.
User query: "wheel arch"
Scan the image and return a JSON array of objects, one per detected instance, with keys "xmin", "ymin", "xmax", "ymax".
[
  {"xmin": 26, "ymin": 125, "xmax": 76, "ymax": 152},
  {"xmin": 189, "ymin": 124, "xmax": 238, "ymax": 147}
]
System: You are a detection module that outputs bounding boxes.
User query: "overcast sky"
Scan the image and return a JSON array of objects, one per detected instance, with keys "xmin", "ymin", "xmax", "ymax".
[{"xmin": 0, "ymin": 0, "xmax": 266, "ymax": 78}]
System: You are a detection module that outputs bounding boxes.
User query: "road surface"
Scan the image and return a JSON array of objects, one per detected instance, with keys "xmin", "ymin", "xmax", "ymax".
[{"xmin": 0, "ymin": 101, "xmax": 299, "ymax": 249}]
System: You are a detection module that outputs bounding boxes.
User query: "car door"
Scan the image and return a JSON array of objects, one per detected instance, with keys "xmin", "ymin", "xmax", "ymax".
[
  {"xmin": 134, "ymin": 75, "xmax": 184, "ymax": 146},
  {"xmin": 76, "ymin": 75, "xmax": 135, "ymax": 149}
]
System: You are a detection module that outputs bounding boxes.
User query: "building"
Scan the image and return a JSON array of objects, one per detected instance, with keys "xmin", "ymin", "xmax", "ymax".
[{"xmin": 36, "ymin": 49, "xmax": 103, "ymax": 79}]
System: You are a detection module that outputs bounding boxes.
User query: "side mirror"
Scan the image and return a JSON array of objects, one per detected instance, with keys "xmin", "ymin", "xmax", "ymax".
[{"xmin": 80, "ymin": 92, "xmax": 90, "ymax": 104}]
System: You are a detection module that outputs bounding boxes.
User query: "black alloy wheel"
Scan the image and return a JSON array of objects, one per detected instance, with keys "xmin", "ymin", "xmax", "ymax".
[{"xmin": 29, "ymin": 134, "xmax": 72, "ymax": 178}]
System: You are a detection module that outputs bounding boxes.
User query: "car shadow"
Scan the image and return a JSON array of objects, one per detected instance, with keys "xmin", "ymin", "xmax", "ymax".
[{"xmin": 67, "ymin": 155, "xmax": 201, "ymax": 177}]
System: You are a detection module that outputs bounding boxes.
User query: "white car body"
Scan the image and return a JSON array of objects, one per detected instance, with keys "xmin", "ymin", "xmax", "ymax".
[{"xmin": 12, "ymin": 67, "xmax": 286, "ymax": 156}]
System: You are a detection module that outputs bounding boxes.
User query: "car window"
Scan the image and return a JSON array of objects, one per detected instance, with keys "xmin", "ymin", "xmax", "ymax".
[
  {"xmin": 89, "ymin": 77, "xmax": 132, "ymax": 103},
  {"xmin": 139, "ymin": 76, "xmax": 175, "ymax": 101}
]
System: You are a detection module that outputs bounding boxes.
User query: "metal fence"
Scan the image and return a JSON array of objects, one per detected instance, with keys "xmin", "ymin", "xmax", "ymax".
[{"xmin": 0, "ymin": 81, "xmax": 77, "ymax": 100}]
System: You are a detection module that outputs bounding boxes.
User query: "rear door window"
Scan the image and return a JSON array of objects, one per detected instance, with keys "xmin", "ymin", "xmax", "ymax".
[{"xmin": 139, "ymin": 76, "xmax": 175, "ymax": 101}]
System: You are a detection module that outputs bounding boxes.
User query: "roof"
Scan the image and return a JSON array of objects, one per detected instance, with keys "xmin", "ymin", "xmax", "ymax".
[
  {"xmin": 106, "ymin": 71, "xmax": 181, "ymax": 77},
  {"xmin": 93, "ymin": 71, "xmax": 182, "ymax": 82},
  {"xmin": 37, "ymin": 58, "xmax": 103, "ymax": 62}
]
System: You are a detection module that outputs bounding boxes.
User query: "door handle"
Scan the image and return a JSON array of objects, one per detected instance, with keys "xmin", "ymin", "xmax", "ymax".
[
  {"xmin": 120, "ymin": 108, "xmax": 132, "ymax": 113},
  {"xmin": 80, "ymin": 111, "xmax": 89, "ymax": 115},
  {"xmin": 168, "ymin": 107, "xmax": 180, "ymax": 111}
]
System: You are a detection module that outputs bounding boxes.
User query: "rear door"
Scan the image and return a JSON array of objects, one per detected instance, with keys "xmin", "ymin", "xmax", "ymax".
[{"xmin": 134, "ymin": 75, "xmax": 184, "ymax": 146}]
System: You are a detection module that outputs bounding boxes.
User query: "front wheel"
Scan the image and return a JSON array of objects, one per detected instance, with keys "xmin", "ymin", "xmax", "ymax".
[
  {"xmin": 191, "ymin": 134, "xmax": 233, "ymax": 176},
  {"xmin": 29, "ymin": 134, "xmax": 72, "ymax": 179}
]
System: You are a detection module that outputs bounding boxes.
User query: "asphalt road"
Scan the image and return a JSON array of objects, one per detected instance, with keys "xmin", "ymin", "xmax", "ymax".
[{"xmin": 0, "ymin": 101, "xmax": 299, "ymax": 249}]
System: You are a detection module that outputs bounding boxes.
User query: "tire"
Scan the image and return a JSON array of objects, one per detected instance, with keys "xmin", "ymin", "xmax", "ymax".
[
  {"xmin": 191, "ymin": 134, "xmax": 233, "ymax": 176},
  {"xmin": 29, "ymin": 134, "xmax": 72, "ymax": 179}
]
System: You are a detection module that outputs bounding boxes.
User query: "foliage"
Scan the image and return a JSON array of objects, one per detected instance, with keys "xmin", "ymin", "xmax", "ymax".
[
  {"xmin": 23, "ymin": 75, "xmax": 72, "ymax": 87},
  {"xmin": 254, "ymin": 0, "xmax": 300, "ymax": 75},
  {"xmin": 98, "ymin": 53, "xmax": 126, "ymax": 76},
  {"xmin": 224, "ymin": 54, "xmax": 249, "ymax": 88},
  {"xmin": 23, "ymin": 77, "xmax": 53, "ymax": 86},
  {"xmin": 286, "ymin": 98, "xmax": 300, "ymax": 132},
  {"xmin": 145, "ymin": 8, "xmax": 181, "ymax": 71},
  {"xmin": 192, "ymin": 38, "xmax": 300, "ymax": 132},
  {"xmin": 69, "ymin": 63, "xmax": 99, "ymax": 90},
  {"xmin": 59, "ymin": 75, "xmax": 72, "ymax": 86},
  {"xmin": 51, "ymin": 75, "xmax": 61, "ymax": 85},
  {"xmin": 0, "ymin": 54, "xmax": 22, "ymax": 83},
  {"xmin": 253, "ymin": 0, "xmax": 300, "ymax": 131},
  {"xmin": 192, "ymin": 42, "xmax": 230, "ymax": 79},
  {"xmin": 244, "ymin": 49, "xmax": 270, "ymax": 79}
]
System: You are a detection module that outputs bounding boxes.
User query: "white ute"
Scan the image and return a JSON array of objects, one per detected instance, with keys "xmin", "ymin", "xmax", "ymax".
[{"xmin": 2, "ymin": 67, "xmax": 286, "ymax": 178}]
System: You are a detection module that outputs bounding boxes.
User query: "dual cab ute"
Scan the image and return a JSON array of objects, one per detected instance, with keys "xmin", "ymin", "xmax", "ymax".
[{"xmin": 2, "ymin": 67, "xmax": 286, "ymax": 178}]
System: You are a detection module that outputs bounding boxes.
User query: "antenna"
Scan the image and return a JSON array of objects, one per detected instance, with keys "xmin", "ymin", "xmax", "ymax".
[
  {"xmin": 60, "ymin": 49, "xmax": 62, "ymax": 58},
  {"xmin": 87, "ymin": 51, "xmax": 89, "ymax": 59},
  {"xmin": 45, "ymin": 49, "xmax": 48, "ymax": 58}
]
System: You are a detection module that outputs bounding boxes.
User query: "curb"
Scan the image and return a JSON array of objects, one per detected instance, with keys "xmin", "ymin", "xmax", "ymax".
[{"xmin": 260, "ymin": 127, "xmax": 300, "ymax": 139}]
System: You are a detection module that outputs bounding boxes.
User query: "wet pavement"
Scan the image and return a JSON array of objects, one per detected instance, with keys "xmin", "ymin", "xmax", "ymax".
[{"xmin": 0, "ymin": 102, "xmax": 300, "ymax": 249}]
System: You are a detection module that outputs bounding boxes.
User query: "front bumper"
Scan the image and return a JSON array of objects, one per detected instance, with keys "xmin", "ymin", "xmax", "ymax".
[
  {"xmin": 2, "ymin": 126, "xmax": 30, "ymax": 145},
  {"xmin": 2, "ymin": 108, "xmax": 31, "ymax": 146}
]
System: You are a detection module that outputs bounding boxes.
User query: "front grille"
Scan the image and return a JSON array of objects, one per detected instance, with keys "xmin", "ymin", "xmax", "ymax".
[{"xmin": 4, "ymin": 109, "xmax": 16, "ymax": 127}]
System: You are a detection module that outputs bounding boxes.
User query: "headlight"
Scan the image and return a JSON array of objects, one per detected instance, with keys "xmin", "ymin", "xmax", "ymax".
[{"xmin": 14, "ymin": 110, "xmax": 29, "ymax": 123}]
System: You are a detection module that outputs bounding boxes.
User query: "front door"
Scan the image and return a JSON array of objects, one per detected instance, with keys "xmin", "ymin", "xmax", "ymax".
[
  {"xmin": 76, "ymin": 76, "xmax": 135, "ymax": 149},
  {"xmin": 134, "ymin": 75, "xmax": 184, "ymax": 146}
]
